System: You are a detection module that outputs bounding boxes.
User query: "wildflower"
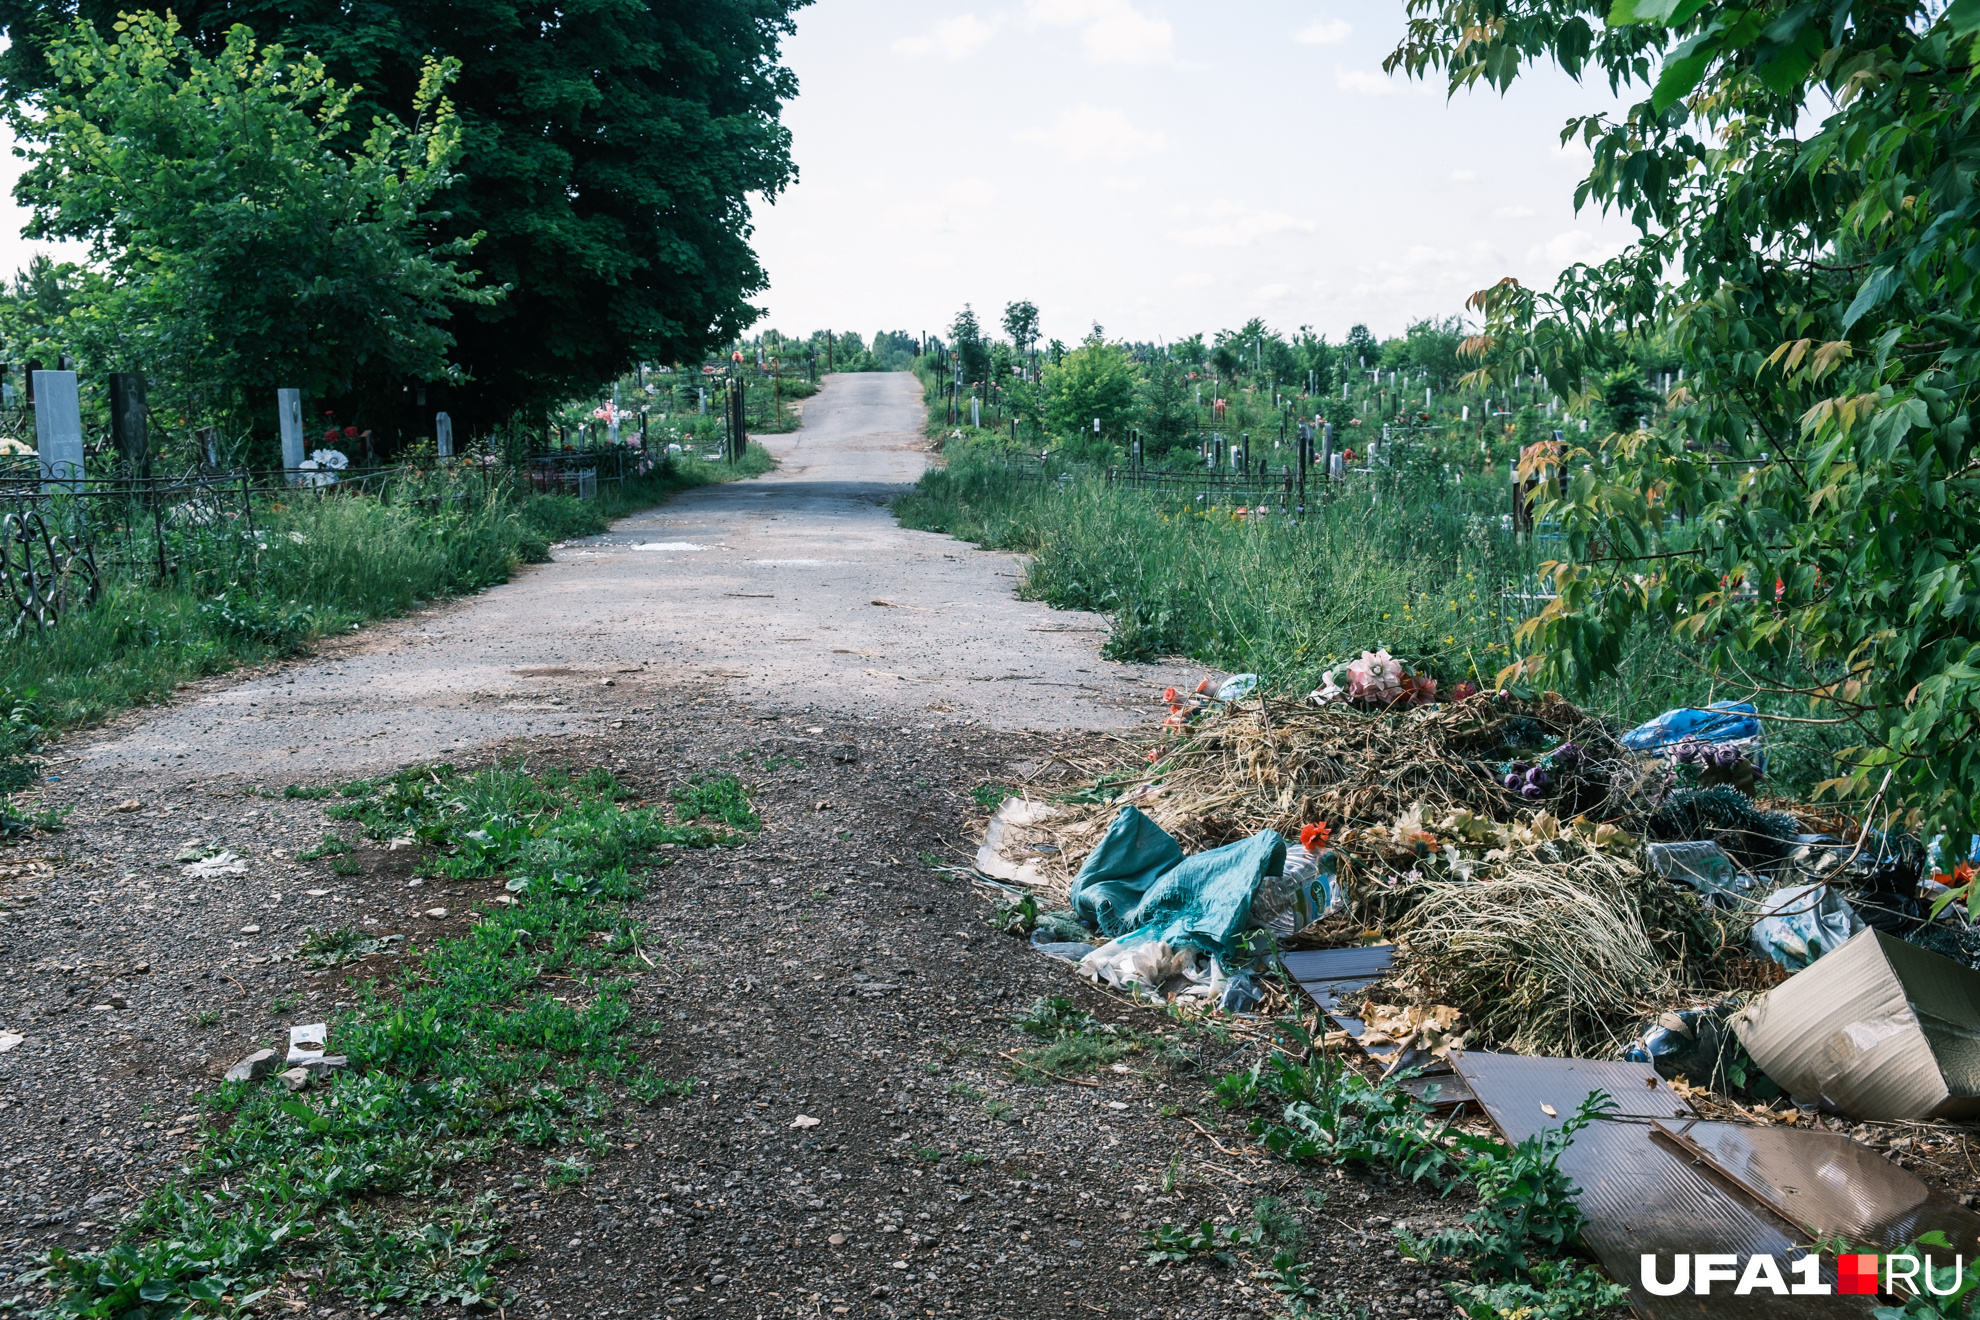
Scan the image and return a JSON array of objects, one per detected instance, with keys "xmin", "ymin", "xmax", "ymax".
[{"xmin": 1299, "ymin": 822, "xmax": 1332, "ymax": 850}]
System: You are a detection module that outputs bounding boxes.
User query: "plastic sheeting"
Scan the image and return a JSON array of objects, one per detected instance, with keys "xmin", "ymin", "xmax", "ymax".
[
  {"xmin": 1750, "ymin": 882, "xmax": 1866, "ymax": 970},
  {"xmin": 1621, "ymin": 700, "xmax": 1766, "ymax": 766},
  {"xmin": 1067, "ymin": 806, "xmax": 1285, "ymax": 958}
]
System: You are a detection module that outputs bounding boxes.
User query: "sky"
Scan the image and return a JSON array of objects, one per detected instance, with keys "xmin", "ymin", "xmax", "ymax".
[
  {"xmin": 0, "ymin": 4, "xmax": 1648, "ymax": 351},
  {"xmin": 749, "ymin": 0, "xmax": 1646, "ymax": 347}
]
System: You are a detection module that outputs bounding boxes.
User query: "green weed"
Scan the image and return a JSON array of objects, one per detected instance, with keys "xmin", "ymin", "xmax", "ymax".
[
  {"xmin": 914, "ymin": 1146, "xmax": 941, "ymax": 1163},
  {"xmin": 330, "ymin": 856, "xmax": 362, "ymax": 876},
  {"xmin": 295, "ymin": 926, "xmax": 402, "ymax": 968},
  {"xmin": 971, "ymin": 783, "xmax": 1012, "ymax": 811},
  {"xmin": 284, "ymin": 784, "xmax": 335, "ymax": 800},
  {"xmin": 670, "ymin": 775, "xmax": 760, "ymax": 832},
  {"xmin": 297, "ymin": 832, "xmax": 352, "ymax": 860},
  {"xmin": 1139, "ymin": 1219, "xmax": 1263, "ymax": 1267}
]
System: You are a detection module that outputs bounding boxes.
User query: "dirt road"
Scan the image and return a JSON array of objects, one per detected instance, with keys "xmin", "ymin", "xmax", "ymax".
[
  {"xmin": 0, "ymin": 376, "xmax": 1451, "ymax": 1320},
  {"xmin": 80, "ymin": 372, "xmax": 1187, "ymax": 780}
]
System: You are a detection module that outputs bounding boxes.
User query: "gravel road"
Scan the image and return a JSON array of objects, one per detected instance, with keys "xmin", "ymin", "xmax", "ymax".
[
  {"xmin": 0, "ymin": 374, "xmax": 1461, "ymax": 1320},
  {"xmin": 78, "ymin": 372, "xmax": 1191, "ymax": 781}
]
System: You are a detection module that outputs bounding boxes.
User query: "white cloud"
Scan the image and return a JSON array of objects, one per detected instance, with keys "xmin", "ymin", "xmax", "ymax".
[
  {"xmin": 1529, "ymin": 229, "xmax": 1627, "ymax": 267},
  {"xmin": 1016, "ymin": 105, "xmax": 1168, "ymax": 162},
  {"xmin": 1172, "ymin": 271, "xmax": 1214, "ymax": 288},
  {"xmin": 1293, "ymin": 18, "xmax": 1351, "ymax": 45},
  {"xmin": 1167, "ymin": 202, "xmax": 1313, "ymax": 248},
  {"xmin": 1334, "ymin": 64, "xmax": 1437, "ymax": 97},
  {"xmin": 1027, "ymin": 0, "xmax": 1174, "ymax": 64},
  {"xmin": 1255, "ymin": 282, "xmax": 1294, "ymax": 300},
  {"xmin": 891, "ymin": 13, "xmax": 999, "ymax": 59},
  {"xmin": 1335, "ymin": 66, "xmax": 1399, "ymax": 96},
  {"xmin": 1447, "ymin": 168, "xmax": 1479, "ymax": 183},
  {"xmin": 1493, "ymin": 205, "xmax": 1537, "ymax": 219}
]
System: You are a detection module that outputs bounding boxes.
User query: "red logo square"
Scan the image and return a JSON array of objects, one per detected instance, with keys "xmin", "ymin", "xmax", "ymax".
[{"xmin": 1838, "ymin": 1254, "xmax": 1880, "ymax": 1295}]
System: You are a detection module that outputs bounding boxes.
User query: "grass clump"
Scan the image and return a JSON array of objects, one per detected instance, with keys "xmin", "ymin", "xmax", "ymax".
[
  {"xmin": 896, "ymin": 435, "xmax": 1858, "ymax": 800},
  {"xmin": 1009, "ymin": 995, "xmax": 1168, "ymax": 1080},
  {"xmin": 22, "ymin": 760, "xmax": 742, "ymax": 1316}
]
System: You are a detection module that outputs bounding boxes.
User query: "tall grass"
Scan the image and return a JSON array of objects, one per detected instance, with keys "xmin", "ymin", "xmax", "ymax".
[
  {"xmin": 897, "ymin": 438, "xmax": 1853, "ymax": 798},
  {"xmin": 2, "ymin": 446, "xmax": 775, "ymax": 732}
]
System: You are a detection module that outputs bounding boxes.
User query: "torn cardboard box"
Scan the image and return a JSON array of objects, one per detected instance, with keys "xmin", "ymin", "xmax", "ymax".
[{"xmin": 1732, "ymin": 928, "xmax": 1980, "ymax": 1121}]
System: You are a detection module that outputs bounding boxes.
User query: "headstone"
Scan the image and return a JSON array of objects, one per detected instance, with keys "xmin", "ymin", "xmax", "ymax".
[
  {"xmin": 435, "ymin": 411, "xmax": 454, "ymax": 458},
  {"xmin": 277, "ymin": 388, "xmax": 305, "ymax": 479},
  {"xmin": 109, "ymin": 373, "xmax": 148, "ymax": 477},
  {"xmin": 33, "ymin": 370, "xmax": 83, "ymax": 491}
]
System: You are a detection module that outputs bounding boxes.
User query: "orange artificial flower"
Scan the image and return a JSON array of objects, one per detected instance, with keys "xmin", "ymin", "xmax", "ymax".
[{"xmin": 1300, "ymin": 823, "xmax": 1332, "ymax": 850}]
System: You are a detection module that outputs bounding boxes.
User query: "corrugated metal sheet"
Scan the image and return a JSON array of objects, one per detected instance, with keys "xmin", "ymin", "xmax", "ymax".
[
  {"xmin": 1450, "ymin": 1051, "xmax": 1878, "ymax": 1318},
  {"xmin": 1657, "ymin": 1120, "xmax": 1980, "ymax": 1255}
]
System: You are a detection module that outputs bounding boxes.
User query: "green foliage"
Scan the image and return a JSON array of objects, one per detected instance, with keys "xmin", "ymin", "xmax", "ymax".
[
  {"xmin": 1869, "ymin": 1232, "xmax": 1980, "ymax": 1318},
  {"xmin": 1217, "ymin": 1029, "xmax": 1620, "ymax": 1310},
  {"xmin": 1008, "ymin": 996, "xmax": 1164, "ymax": 1080},
  {"xmin": 1402, "ymin": 1093, "xmax": 1614, "ymax": 1280},
  {"xmin": 1139, "ymin": 1218, "xmax": 1263, "ymax": 1267},
  {"xmin": 0, "ymin": 0, "xmax": 808, "ymax": 432},
  {"xmin": 1445, "ymin": 1258, "xmax": 1630, "ymax": 1320},
  {"xmin": 7, "ymin": 12, "xmax": 488, "ymax": 437},
  {"xmin": 989, "ymin": 891, "xmax": 1038, "ymax": 936},
  {"xmin": 1043, "ymin": 335, "xmax": 1138, "ymax": 455},
  {"xmin": 669, "ymin": 775, "xmax": 760, "ymax": 832},
  {"xmin": 1386, "ymin": 0, "xmax": 1980, "ymax": 912},
  {"xmin": 0, "ymin": 686, "xmax": 43, "ymax": 793}
]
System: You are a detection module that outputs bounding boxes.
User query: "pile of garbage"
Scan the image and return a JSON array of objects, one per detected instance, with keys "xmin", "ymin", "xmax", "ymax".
[{"xmin": 975, "ymin": 682, "xmax": 1980, "ymax": 1123}]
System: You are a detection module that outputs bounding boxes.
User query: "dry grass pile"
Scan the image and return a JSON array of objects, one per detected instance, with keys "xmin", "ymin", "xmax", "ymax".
[
  {"xmin": 1386, "ymin": 845, "xmax": 1716, "ymax": 1057},
  {"xmin": 998, "ymin": 691, "xmax": 1661, "ymax": 908}
]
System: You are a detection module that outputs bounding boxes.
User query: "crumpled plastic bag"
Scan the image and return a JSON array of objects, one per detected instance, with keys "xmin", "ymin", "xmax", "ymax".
[
  {"xmin": 1646, "ymin": 840, "xmax": 1756, "ymax": 904},
  {"xmin": 1750, "ymin": 882, "xmax": 1866, "ymax": 971},
  {"xmin": 1077, "ymin": 938, "xmax": 1213, "ymax": 996}
]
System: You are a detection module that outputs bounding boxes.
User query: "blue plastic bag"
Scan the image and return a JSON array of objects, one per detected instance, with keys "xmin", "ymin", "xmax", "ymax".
[{"xmin": 1620, "ymin": 701, "xmax": 1763, "ymax": 753}]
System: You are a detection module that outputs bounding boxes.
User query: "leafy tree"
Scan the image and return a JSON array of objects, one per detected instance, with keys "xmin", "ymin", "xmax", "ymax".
[
  {"xmin": 1002, "ymin": 299, "xmax": 1040, "ymax": 360},
  {"xmin": 1136, "ymin": 349, "xmax": 1194, "ymax": 456},
  {"xmin": 7, "ymin": 12, "xmax": 485, "ymax": 445},
  {"xmin": 1043, "ymin": 335, "xmax": 1137, "ymax": 451},
  {"xmin": 1388, "ymin": 0, "xmax": 1980, "ymax": 911},
  {"xmin": 1399, "ymin": 316, "xmax": 1466, "ymax": 386},
  {"xmin": 1344, "ymin": 324, "xmax": 1378, "ymax": 370},
  {"xmin": 0, "ymin": 0, "xmax": 808, "ymax": 434},
  {"xmin": 949, "ymin": 304, "xmax": 991, "ymax": 387}
]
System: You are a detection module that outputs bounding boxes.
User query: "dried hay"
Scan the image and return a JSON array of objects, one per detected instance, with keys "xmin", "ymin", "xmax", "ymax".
[
  {"xmin": 990, "ymin": 690, "xmax": 1660, "ymax": 910},
  {"xmin": 1385, "ymin": 844, "xmax": 1717, "ymax": 1058}
]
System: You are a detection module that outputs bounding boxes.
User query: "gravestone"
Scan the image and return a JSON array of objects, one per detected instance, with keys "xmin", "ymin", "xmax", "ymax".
[
  {"xmin": 109, "ymin": 373, "xmax": 148, "ymax": 477},
  {"xmin": 277, "ymin": 388, "xmax": 305, "ymax": 478},
  {"xmin": 33, "ymin": 370, "xmax": 83, "ymax": 492},
  {"xmin": 436, "ymin": 411, "xmax": 454, "ymax": 458}
]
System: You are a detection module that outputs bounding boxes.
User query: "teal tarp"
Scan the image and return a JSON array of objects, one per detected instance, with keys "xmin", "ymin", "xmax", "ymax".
[{"xmin": 1069, "ymin": 806, "xmax": 1286, "ymax": 956}]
